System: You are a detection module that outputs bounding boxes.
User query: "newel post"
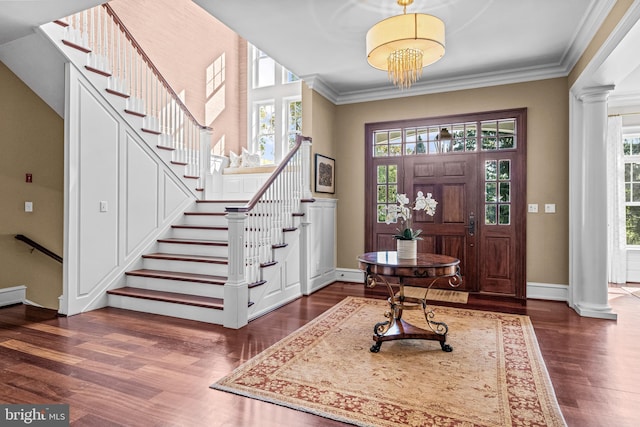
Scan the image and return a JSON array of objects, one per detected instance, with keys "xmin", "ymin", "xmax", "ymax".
[
  {"xmin": 199, "ymin": 126, "xmax": 213, "ymax": 200},
  {"xmin": 301, "ymin": 137, "xmax": 313, "ymax": 200},
  {"xmin": 224, "ymin": 209, "xmax": 249, "ymax": 328}
]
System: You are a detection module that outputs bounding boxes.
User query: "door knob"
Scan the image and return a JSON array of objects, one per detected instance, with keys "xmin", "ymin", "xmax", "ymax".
[{"xmin": 467, "ymin": 212, "xmax": 475, "ymax": 236}]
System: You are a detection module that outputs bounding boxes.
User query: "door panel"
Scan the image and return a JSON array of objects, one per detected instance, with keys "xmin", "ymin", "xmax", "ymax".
[{"xmin": 405, "ymin": 154, "xmax": 478, "ymax": 291}]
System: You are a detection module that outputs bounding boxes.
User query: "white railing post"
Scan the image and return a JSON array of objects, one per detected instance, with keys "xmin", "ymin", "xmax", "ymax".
[
  {"xmin": 199, "ymin": 126, "xmax": 212, "ymax": 199},
  {"xmin": 301, "ymin": 137, "xmax": 313, "ymax": 200},
  {"xmin": 224, "ymin": 210, "xmax": 249, "ymax": 328}
]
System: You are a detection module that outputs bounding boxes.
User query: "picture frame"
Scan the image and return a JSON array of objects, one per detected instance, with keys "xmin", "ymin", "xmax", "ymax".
[{"xmin": 314, "ymin": 153, "xmax": 335, "ymax": 194}]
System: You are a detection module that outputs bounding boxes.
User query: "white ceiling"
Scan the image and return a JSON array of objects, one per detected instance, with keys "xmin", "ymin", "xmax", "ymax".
[
  {"xmin": 193, "ymin": 0, "xmax": 623, "ymax": 103},
  {"xmin": 1, "ymin": 0, "xmax": 639, "ymax": 106}
]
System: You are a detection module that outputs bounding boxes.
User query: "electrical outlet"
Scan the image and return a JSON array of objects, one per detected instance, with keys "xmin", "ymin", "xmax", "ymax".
[
  {"xmin": 528, "ymin": 204, "xmax": 538, "ymax": 213},
  {"xmin": 545, "ymin": 203, "xmax": 556, "ymax": 213}
]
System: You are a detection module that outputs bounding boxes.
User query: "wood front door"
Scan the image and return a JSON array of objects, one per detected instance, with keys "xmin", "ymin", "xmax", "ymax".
[{"xmin": 365, "ymin": 109, "xmax": 527, "ymax": 301}]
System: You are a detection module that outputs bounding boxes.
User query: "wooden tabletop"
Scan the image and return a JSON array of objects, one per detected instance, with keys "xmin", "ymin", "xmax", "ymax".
[{"xmin": 358, "ymin": 251, "xmax": 460, "ymax": 278}]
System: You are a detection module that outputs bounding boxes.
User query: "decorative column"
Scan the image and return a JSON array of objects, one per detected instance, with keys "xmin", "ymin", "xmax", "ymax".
[
  {"xmin": 571, "ymin": 86, "xmax": 617, "ymax": 319},
  {"xmin": 224, "ymin": 209, "xmax": 249, "ymax": 328}
]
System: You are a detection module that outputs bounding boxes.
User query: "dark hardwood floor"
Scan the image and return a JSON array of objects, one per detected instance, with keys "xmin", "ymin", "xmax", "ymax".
[{"xmin": 1, "ymin": 282, "xmax": 638, "ymax": 426}]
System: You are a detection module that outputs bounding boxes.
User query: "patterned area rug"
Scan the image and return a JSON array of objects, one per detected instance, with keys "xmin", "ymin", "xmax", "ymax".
[
  {"xmin": 212, "ymin": 297, "xmax": 566, "ymax": 427},
  {"xmin": 402, "ymin": 287, "xmax": 469, "ymax": 304}
]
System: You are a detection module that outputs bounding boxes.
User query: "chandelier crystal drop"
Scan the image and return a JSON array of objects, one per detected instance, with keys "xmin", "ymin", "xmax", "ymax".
[
  {"xmin": 366, "ymin": 0, "xmax": 445, "ymax": 90},
  {"xmin": 387, "ymin": 48, "xmax": 424, "ymax": 89}
]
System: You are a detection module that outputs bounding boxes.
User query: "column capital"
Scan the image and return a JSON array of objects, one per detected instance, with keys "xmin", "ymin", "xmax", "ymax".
[{"xmin": 577, "ymin": 85, "xmax": 615, "ymax": 103}]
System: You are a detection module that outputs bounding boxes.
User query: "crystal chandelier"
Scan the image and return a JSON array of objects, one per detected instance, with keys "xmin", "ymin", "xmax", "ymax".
[{"xmin": 366, "ymin": 0, "xmax": 445, "ymax": 89}]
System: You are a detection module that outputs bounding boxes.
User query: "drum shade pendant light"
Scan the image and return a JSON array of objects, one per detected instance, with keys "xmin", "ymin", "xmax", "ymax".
[{"xmin": 366, "ymin": 0, "xmax": 445, "ymax": 89}]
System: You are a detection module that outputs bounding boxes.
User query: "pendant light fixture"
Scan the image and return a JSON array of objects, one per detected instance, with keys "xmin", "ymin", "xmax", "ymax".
[{"xmin": 366, "ymin": 0, "xmax": 445, "ymax": 89}]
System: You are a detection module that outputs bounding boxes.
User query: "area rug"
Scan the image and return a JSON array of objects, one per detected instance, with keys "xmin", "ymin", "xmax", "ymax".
[
  {"xmin": 403, "ymin": 286, "xmax": 469, "ymax": 304},
  {"xmin": 212, "ymin": 297, "xmax": 566, "ymax": 427}
]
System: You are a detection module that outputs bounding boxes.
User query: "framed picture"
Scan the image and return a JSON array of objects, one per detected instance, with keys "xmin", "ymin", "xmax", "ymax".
[{"xmin": 314, "ymin": 153, "xmax": 335, "ymax": 194}]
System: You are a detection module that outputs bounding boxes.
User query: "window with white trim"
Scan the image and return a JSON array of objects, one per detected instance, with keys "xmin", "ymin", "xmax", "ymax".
[
  {"xmin": 248, "ymin": 44, "xmax": 301, "ymax": 164},
  {"xmin": 624, "ymin": 132, "xmax": 640, "ymax": 245}
]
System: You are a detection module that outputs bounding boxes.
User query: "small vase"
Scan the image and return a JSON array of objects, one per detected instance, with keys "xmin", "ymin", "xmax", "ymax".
[{"xmin": 396, "ymin": 239, "xmax": 417, "ymax": 259}]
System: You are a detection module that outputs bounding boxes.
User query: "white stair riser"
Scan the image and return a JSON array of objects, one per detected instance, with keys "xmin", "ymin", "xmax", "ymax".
[
  {"xmin": 108, "ymin": 294, "xmax": 224, "ymax": 325},
  {"xmin": 182, "ymin": 215, "xmax": 228, "ymax": 227},
  {"xmin": 193, "ymin": 202, "xmax": 243, "ymax": 214},
  {"xmin": 171, "ymin": 227, "xmax": 229, "ymax": 241},
  {"xmin": 142, "ymin": 257, "xmax": 228, "ymax": 276},
  {"xmin": 157, "ymin": 242, "xmax": 228, "ymax": 257},
  {"xmin": 125, "ymin": 275, "xmax": 225, "ymax": 299}
]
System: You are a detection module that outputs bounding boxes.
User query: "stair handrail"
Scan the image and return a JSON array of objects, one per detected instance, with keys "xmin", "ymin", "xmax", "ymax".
[
  {"xmin": 225, "ymin": 135, "xmax": 314, "ymax": 215},
  {"xmin": 101, "ymin": 4, "xmax": 205, "ymax": 130},
  {"xmin": 58, "ymin": 4, "xmax": 211, "ymax": 192},
  {"xmin": 15, "ymin": 234, "xmax": 63, "ymax": 264}
]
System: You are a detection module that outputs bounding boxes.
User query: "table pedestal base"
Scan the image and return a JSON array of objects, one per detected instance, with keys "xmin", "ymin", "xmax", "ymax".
[{"xmin": 370, "ymin": 317, "xmax": 452, "ymax": 353}]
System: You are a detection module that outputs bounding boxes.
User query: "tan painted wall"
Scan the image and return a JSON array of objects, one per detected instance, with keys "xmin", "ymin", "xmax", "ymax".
[
  {"xmin": 0, "ymin": 62, "xmax": 64, "ymax": 309},
  {"xmin": 333, "ymin": 78, "xmax": 570, "ymax": 285},
  {"xmin": 302, "ymin": 84, "xmax": 338, "ymax": 199},
  {"xmin": 109, "ymin": 0, "xmax": 247, "ymax": 156}
]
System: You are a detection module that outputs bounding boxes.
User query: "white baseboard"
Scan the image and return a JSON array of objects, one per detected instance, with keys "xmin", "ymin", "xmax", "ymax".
[
  {"xmin": 335, "ymin": 268, "xmax": 365, "ymax": 284},
  {"xmin": 334, "ymin": 270, "xmax": 569, "ymax": 302},
  {"xmin": 0, "ymin": 286, "xmax": 27, "ymax": 307},
  {"xmin": 526, "ymin": 282, "xmax": 569, "ymax": 301}
]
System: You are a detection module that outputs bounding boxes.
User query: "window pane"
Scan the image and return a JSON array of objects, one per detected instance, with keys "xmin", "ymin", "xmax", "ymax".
[
  {"xmin": 633, "ymin": 183, "xmax": 640, "ymax": 202},
  {"xmin": 390, "ymin": 130, "xmax": 402, "ymax": 144},
  {"xmin": 485, "ymin": 204, "xmax": 497, "ymax": 225},
  {"xmin": 499, "ymin": 182, "xmax": 510, "ymax": 202},
  {"xmin": 625, "ymin": 163, "xmax": 631, "ymax": 182},
  {"xmin": 375, "ymin": 145, "xmax": 388, "ymax": 157},
  {"xmin": 499, "ymin": 160, "xmax": 510, "ymax": 180},
  {"xmin": 498, "ymin": 119, "xmax": 516, "ymax": 149},
  {"xmin": 485, "ymin": 183, "xmax": 497, "ymax": 202},
  {"xmin": 405, "ymin": 143, "xmax": 416, "ymax": 155},
  {"xmin": 626, "ymin": 183, "xmax": 631, "ymax": 202},
  {"xmin": 375, "ymin": 132, "xmax": 388, "ymax": 145},
  {"xmin": 377, "ymin": 165, "xmax": 387, "ymax": 184},
  {"xmin": 626, "ymin": 206, "xmax": 640, "ymax": 244},
  {"xmin": 405, "ymin": 128, "xmax": 416, "ymax": 143},
  {"xmin": 633, "ymin": 163, "xmax": 640, "ymax": 181},
  {"xmin": 377, "ymin": 185, "xmax": 386, "ymax": 203},
  {"xmin": 389, "ymin": 165, "xmax": 398, "ymax": 183},
  {"xmin": 482, "ymin": 137, "xmax": 497, "ymax": 150},
  {"xmin": 390, "ymin": 144, "xmax": 402, "ymax": 156},
  {"xmin": 499, "ymin": 204, "xmax": 510, "ymax": 225},
  {"xmin": 465, "ymin": 138, "xmax": 477, "ymax": 151},
  {"xmin": 377, "ymin": 204, "xmax": 387, "ymax": 223},
  {"xmin": 388, "ymin": 185, "xmax": 397, "ymax": 203},
  {"xmin": 485, "ymin": 160, "xmax": 497, "ymax": 181}
]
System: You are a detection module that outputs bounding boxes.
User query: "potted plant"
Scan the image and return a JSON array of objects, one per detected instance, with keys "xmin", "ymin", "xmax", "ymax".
[{"xmin": 385, "ymin": 191, "xmax": 438, "ymax": 258}]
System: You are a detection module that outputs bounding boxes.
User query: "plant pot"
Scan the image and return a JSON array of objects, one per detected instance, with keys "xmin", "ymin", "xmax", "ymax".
[{"xmin": 396, "ymin": 239, "xmax": 417, "ymax": 259}]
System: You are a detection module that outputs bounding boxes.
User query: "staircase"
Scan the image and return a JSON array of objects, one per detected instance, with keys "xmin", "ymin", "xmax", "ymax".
[{"xmin": 25, "ymin": 4, "xmax": 320, "ymax": 328}]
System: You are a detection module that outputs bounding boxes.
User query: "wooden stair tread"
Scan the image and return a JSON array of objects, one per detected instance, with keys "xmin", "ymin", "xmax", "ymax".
[
  {"xmin": 107, "ymin": 287, "xmax": 223, "ymax": 310},
  {"xmin": 157, "ymin": 238, "xmax": 228, "ymax": 246},
  {"xmin": 197, "ymin": 200, "xmax": 249, "ymax": 204},
  {"xmin": 172, "ymin": 225, "xmax": 228, "ymax": 230},
  {"xmin": 125, "ymin": 269, "xmax": 226, "ymax": 284},
  {"xmin": 142, "ymin": 253, "xmax": 228, "ymax": 264},
  {"xmin": 183, "ymin": 212, "xmax": 226, "ymax": 216}
]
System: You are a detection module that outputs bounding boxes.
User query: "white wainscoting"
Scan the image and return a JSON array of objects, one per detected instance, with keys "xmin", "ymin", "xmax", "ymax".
[
  {"xmin": 61, "ymin": 64, "xmax": 194, "ymax": 316},
  {"xmin": 305, "ymin": 198, "xmax": 337, "ymax": 294}
]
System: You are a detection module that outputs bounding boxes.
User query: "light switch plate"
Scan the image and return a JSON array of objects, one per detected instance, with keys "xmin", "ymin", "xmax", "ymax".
[
  {"xmin": 25, "ymin": 201, "xmax": 33, "ymax": 212},
  {"xmin": 545, "ymin": 203, "xmax": 556, "ymax": 213},
  {"xmin": 528, "ymin": 203, "xmax": 538, "ymax": 213},
  {"xmin": 100, "ymin": 201, "xmax": 108, "ymax": 212}
]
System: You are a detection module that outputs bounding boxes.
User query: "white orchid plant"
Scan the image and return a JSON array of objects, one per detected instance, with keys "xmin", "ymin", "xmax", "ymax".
[{"xmin": 385, "ymin": 191, "xmax": 438, "ymax": 240}]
